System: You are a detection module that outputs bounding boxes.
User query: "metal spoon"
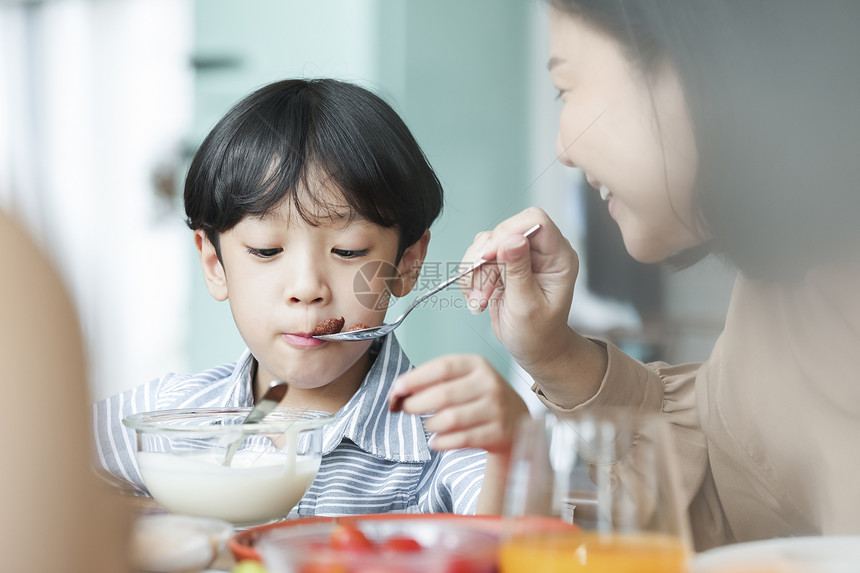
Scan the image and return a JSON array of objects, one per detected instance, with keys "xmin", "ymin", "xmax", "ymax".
[
  {"xmin": 222, "ymin": 380, "xmax": 289, "ymax": 466},
  {"xmin": 314, "ymin": 224, "xmax": 541, "ymax": 342}
]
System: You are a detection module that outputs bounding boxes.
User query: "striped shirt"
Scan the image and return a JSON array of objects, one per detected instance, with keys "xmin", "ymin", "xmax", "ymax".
[{"xmin": 92, "ymin": 334, "xmax": 487, "ymax": 517}]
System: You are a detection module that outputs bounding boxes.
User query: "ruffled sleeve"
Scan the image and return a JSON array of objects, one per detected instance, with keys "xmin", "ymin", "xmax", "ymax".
[{"xmin": 532, "ymin": 338, "xmax": 730, "ymax": 550}]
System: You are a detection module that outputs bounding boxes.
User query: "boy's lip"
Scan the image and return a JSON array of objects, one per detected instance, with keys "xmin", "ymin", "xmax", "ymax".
[{"xmin": 283, "ymin": 333, "xmax": 325, "ymax": 348}]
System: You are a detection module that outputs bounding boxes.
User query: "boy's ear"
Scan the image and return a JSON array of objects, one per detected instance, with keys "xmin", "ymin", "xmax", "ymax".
[
  {"xmin": 391, "ymin": 230, "xmax": 431, "ymax": 298},
  {"xmin": 194, "ymin": 230, "xmax": 229, "ymax": 301}
]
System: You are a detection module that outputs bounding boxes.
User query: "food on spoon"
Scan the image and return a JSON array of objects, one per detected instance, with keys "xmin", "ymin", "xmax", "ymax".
[
  {"xmin": 345, "ymin": 323, "xmax": 371, "ymax": 332},
  {"xmin": 313, "ymin": 317, "xmax": 345, "ymax": 336}
]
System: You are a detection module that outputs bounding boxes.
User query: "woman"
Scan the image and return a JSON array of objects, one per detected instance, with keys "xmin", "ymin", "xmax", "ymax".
[{"xmin": 389, "ymin": 0, "xmax": 860, "ymax": 549}]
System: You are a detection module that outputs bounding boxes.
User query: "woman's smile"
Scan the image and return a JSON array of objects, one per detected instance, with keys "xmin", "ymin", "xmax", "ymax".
[{"xmin": 549, "ymin": 7, "xmax": 701, "ymax": 262}]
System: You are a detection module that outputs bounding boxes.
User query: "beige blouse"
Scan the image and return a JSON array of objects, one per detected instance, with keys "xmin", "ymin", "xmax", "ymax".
[{"xmin": 534, "ymin": 259, "xmax": 860, "ymax": 551}]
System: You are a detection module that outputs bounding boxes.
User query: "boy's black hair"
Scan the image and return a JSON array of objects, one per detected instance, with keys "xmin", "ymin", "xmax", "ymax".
[{"xmin": 184, "ymin": 78, "xmax": 443, "ymax": 260}]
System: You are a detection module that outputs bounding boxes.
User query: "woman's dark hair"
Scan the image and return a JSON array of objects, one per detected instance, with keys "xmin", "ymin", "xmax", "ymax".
[
  {"xmin": 184, "ymin": 78, "xmax": 443, "ymax": 260},
  {"xmin": 550, "ymin": 0, "xmax": 860, "ymax": 280}
]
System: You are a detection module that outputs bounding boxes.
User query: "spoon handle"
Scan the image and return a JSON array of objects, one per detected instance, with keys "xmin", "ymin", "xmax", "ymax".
[
  {"xmin": 409, "ymin": 224, "xmax": 541, "ymax": 309},
  {"xmin": 223, "ymin": 381, "xmax": 288, "ymax": 466},
  {"xmin": 245, "ymin": 381, "xmax": 289, "ymax": 424}
]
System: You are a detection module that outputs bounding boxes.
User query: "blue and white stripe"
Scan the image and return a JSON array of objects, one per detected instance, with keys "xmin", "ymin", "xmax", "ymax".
[{"xmin": 92, "ymin": 335, "xmax": 487, "ymax": 516}]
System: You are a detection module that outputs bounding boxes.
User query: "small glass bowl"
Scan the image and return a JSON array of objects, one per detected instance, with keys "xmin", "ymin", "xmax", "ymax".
[
  {"xmin": 123, "ymin": 407, "xmax": 333, "ymax": 526},
  {"xmin": 257, "ymin": 517, "xmax": 500, "ymax": 573}
]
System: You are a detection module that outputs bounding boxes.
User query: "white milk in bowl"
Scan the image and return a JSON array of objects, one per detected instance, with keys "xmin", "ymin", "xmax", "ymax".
[
  {"xmin": 123, "ymin": 407, "xmax": 334, "ymax": 526},
  {"xmin": 138, "ymin": 450, "xmax": 319, "ymax": 525}
]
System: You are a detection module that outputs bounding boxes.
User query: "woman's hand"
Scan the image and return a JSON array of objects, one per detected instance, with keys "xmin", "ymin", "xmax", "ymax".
[
  {"xmin": 463, "ymin": 208, "xmax": 578, "ymax": 373},
  {"xmin": 462, "ymin": 207, "xmax": 607, "ymax": 406},
  {"xmin": 389, "ymin": 355, "xmax": 529, "ymax": 454}
]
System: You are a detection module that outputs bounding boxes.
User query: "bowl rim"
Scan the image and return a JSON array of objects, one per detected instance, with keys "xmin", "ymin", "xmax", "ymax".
[
  {"xmin": 122, "ymin": 407, "xmax": 334, "ymax": 434},
  {"xmin": 261, "ymin": 515, "xmax": 501, "ymax": 541},
  {"xmin": 228, "ymin": 514, "xmax": 577, "ymax": 563},
  {"xmin": 256, "ymin": 517, "xmax": 500, "ymax": 565}
]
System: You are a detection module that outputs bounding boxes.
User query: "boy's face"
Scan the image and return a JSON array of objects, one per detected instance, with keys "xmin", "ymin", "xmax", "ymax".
[{"xmin": 195, "ymin": 193, "xmax": 428, "ymax": 408}]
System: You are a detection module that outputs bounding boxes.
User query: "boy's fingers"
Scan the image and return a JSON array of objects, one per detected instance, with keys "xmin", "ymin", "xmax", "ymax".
[
  {"xmin": 428, "ymin": 423, "xmax": 504, "ymax": 452},
  {"xmin": 388, "ymin": 355, "xmax": 482, "ymax": 411},
  {"xmin": 422, "ymin": 398, "xmax": 492, "ymax": 435},
  {"xmin": 392, "ymin": 370, "xmax": 487, "ymax": 415}
]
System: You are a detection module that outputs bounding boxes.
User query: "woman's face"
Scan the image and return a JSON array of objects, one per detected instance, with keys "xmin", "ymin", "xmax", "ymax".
[{"xmin": 548, "ymin": 7, "xmax": 705, "ymax": 262}]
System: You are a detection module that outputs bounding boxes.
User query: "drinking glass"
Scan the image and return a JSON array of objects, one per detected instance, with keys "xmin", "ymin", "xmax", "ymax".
[{"xmin": 501, "ymin": 408, "xmax": 693, "ymax": 572}]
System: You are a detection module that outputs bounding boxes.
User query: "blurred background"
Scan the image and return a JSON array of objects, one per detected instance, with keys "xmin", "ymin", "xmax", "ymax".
[{"xmin": 0, "ymin": 0, "xmax": 734, "ymax": 404}]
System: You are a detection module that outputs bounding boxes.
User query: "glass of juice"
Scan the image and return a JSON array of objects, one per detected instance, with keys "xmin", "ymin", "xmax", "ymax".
[{"xmin": 500, "ymin": 408, "xmax": 693, "ymax": 573}]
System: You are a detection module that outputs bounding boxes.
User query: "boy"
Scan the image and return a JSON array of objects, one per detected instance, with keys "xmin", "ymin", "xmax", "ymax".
[{"xmin": 94, "ymin": 78, "xmax": 524, "ymax": 516}]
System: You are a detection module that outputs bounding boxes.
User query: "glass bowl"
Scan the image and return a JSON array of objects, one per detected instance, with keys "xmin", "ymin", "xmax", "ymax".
[
  {"xmin": 123, "ymin": 407, "xmax": 333, "ymax": 526},
  {"xmin": 257, "ymin": 517, "xmax": 500, "ymax": 573}
]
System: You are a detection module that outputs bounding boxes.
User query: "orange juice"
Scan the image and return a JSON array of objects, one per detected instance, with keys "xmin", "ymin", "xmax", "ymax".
[{"xmin": 500, "ymin": 531, "xmax": 689, "ymax": 573}]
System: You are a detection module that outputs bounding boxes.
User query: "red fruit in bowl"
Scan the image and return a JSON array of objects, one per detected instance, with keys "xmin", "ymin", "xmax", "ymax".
[
  {"xmin": 445, "ymin": 557, "xmax": 475, "ymax": 573},
  {"xmin": 381, "ymin": 536, "xmax": 423, "ymax": 553},
  {"xmin": 329, "ymin": 522, "xmax": 374, "ymax": 553},
  {"xmin": 300, "ymin": 562, "xmax": 349, "ymax": 573}
]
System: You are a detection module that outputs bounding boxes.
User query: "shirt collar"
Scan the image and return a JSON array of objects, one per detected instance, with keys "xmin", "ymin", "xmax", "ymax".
[
  {"xmin": 226, "ymin": 349, "xmax": 256, "ymax": 407},
  {"xmin": 323, "ymin": 334, "xmax": 431, "ymax": 463},
  {"xmin": 232, "ymin": 335, "xmax": 430, "ymax": 463}
]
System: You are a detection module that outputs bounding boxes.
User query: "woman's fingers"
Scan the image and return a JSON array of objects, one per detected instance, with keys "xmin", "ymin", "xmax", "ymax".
[
  {"xmin": 494, "ymin": 232, "xmax": 539, "ymax": 310},
  {"xmin": 459, "ymin": 207, "xmax": 561, "ymax": 312},
  {"xmin": 465, "ymin": 262, "xmax": 503, "ymax": 314}
]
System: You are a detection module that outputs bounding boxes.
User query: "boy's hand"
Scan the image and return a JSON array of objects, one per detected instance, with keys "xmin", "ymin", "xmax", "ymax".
[{"xmin": 389, "ymin": 355, "xmax": 529, "ymax": 454}]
